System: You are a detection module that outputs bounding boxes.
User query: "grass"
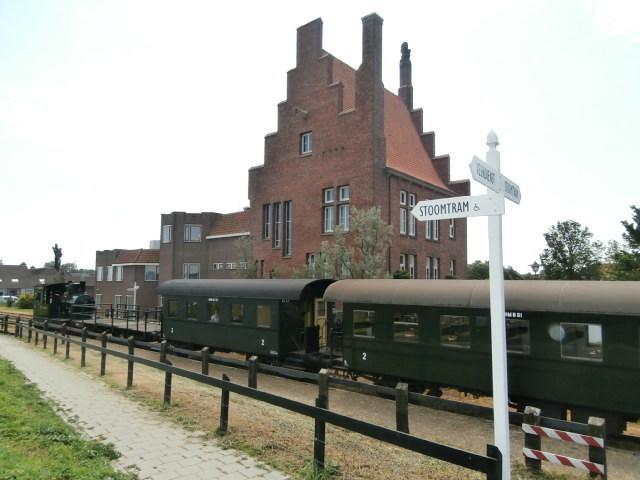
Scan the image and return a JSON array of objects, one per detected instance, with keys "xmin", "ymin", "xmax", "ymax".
[
  {"xmin": 0, "ymin": 358, "xmax": 136, "ymax": 480},
  {"xmin": 0, "ymin": 305, "xmax": 32, "ymax": 316}
]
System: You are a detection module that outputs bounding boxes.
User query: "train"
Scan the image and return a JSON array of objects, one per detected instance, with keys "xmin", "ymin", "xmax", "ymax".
[
  {"xmin": 157, "ymin": 278, "xmax": 640, "ymax": 434},
  {"xmin": 33, "ymin": 281, "xmax": 94, "ymax": 320}
]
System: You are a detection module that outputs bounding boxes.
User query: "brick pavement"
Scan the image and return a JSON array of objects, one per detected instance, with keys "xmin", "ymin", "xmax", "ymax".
[{"xmin": 0, "ymin": 335, "xmax": 289, "ymax": 480}]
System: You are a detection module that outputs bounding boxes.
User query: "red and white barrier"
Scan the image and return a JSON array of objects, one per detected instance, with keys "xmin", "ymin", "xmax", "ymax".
[
  {"xmin": 521, "ymin": 423, "xmax": 604, "ymax": 448},
  {"xmin": 523, "ymin": 447, "xmax": 605, "ymax": 475}
]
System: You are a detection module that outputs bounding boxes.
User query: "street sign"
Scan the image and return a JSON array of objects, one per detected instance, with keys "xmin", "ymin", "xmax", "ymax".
[
  {"xmin": 470, "ymin": 156, "xmax": 521, "ymax": 204},
  {"xmin": 411, "ymin": 194, "xmax": 505, "ymax": 221}
]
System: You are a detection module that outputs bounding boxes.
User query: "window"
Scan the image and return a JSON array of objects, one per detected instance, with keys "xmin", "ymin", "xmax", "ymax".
[
  {"xmin": 315, "ymin": 299, "xmax": 327, "ymax": 319},
  {"xmin": 162, "ymin": 224, "xmax": 172, "ymax": 243},
  {"xmin": 440, "ymin": 315, "xmax": 471, "ymax": 348},
  {"xmin": 96, "ymin": 266, "xmax": 103, "ymax": 282},
  {"xmin": 449, "ymin": 259, "xmax": 456, "ymax": 277},
  {"xmin": 225, "ymin": 262, "xmax": 237, "ymax": 270},
  {"xmin": 231, "ymin": 304, "xmax": 244, "ymax": 324},
  {"xmin": 394, "ymin": 313, "xmax": 419, "ymax": 342},
  {"xmin": 106, "ymin": 266, "xmax": 113, "ymax": 282},
  {"xmin": 114, "ymin": 265, "xmax": 123, "ymax": 282},
  {"xmin": 272, "ymin": 203, "xmax": 281, "ymax": 248},
  {"xmin": 262, "ymin": 204, "xmax": 271, "ymax": 240},
  {"xmin": 257, "ymin": 304, "xmax": 272, "ymax": 328},
  {"xmin": 300, "ymin": 131, "xmax": 313, "ymax": 154},
  {"xmin": 95, "ymin": 294, "xmax": 103, "ymax": 306},
  {"xmin": 208, "ymin": 298, "xmax": 220, "ymax": 322},
  {"xmin": 182, "ymin": 263, "xmax": 200, "ymax": 279},
  {"xmin": 353, "ymin": 310, "xmax": 375, "ymax": 338},
  {"xmin": 449, "ymin": 219, "xmax": 456, "ymax": 239},
  {"xmin": 185, "ymin": 301, "xmax": 198, "ymax": 320},
  {"xmin": 284, "ymin": 201, "xmax": 292, "ymax": 256},
  {"xmin": 408, "ymin": 194, "xmax": 416, "ymax": 236},
  {"xmin": 239, "ymin": 262, "xmax": 248, "ymax": 270},
  {"xmin": 426, "ymin": 220, "xmax": 432, "ymax": 240},
  {"xmin": 323, "ymin": 206, "xmax": 335, "ymax": 233},
  {"xmin": 507, "ymin": 318, "xmax": 530, "ymax": 354},
  {"xmin": 408, "ymin": 254, "xmax": 416, "ymax": 279},
  {"xmin": 212, "ymin": 263, "xmax": 225, "ymax": 271},
  {"xmin": 426, "ymin": 257, "xmax": 432, "ymax": 279},
  {"xmin": 145, "ymin": 265, "xmax": 159, "ymax": 281},
  {"xmin": 560, "ymin": 323, "xmax": 603, "ymax": 362},
  {"xmin": 338, "ymin": 204, "xmax": 350, "ymax": 231},
  {"xmin": 167, "ymin": 299, "xmax": 178, "ymax": 318},
  {"xmin": 125, "ymin": 295, "xmax": 134, "ymax": 309},
  {"xmin": 400, "ymin": 208, "xmax": 407, "ymax": 235},
  {"xmin": 184, "ymin": 224, "xmax": 202, "ymax": 242},
  {"xmin": 433, "ymin": 220, "xmax": 440, "ymax": 240},
  {"xmin": 400, "ymin": 190, "xmax": 407, "ymax": 205},
  {"xmin": 324, "ymin": 188, "xmax": 335, "ymax": 204},
  {"xmin": 433, "ymin": 257, "xmax": 440, "ymax": 279},
  {"xmin": 114, "ymin": 294, "xmax": 123, "ymax": 306},
  {"xmin": 338, "ymin": 185, "xmax": 350, "ymax": 201},
  {"xmin": 399, "ymin": 254, "xmax": 406, "ymax": 271}
]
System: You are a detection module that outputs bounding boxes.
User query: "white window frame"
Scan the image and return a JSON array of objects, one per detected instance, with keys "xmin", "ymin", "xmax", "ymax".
[
  {"xmin": 272, "ymin": 202, "xmax": 282, "ymax": 248},
  {"xmin": 408, "ymin": 194, "xmax": 416, "ymax": 236},
  {"xmin": 300, "ymin": 131, "xmax": 313, "ymax": 154},
  {"xmin": 338, "ymin": 185, "xmax": 350, "ymax": 201},
  {"xmin": 338, "ymin": 204, "xmax": 350, "ymax": 231},
  {"xmin": 263, "ymin": 204, "xmax": 271, "ymax": 240},
  {"xmin": 212, "ymin": 262, "xmax": 225, "ymax": 271},
  {"xmin": 114, "ymin": 294, "xmax": 123, "ymax": 305},
  {"xmin": 95, "ymin": 294, "xmax": 103, "ymax": 306},
  {"xmin": 114, "ymin": 265, "xmax": 123, "ymax": 282},
  {"xmin": 323, "ymin": 188, "xmax": 335, "ymax": 204},
  {"xmin": 162, "ymin": 224, "xmax": 172, "ymax": 243},
  {"xmin": 426, "ymin": 257, "xmax": 432, "ymax": 280},
  {"xmin": 434, "ymin": 257, "xmax": 440, "ymax": 279},
  {"xmin": 399, "ymin": 254, "xmax": 406, "ymax": 271},
  {"xmin": 145, "ymin": 265, "xmax": 159, "ymax": 281},
  {"xmin": 400, "ymin": 190, "xmax": 407, "ymax": 205},
  {"xmin": 449, "ymin": 259, "xmax": 455, "ymax": 277},
  {"xmin": 323, "ymin": 206, "xmax": 335, "ymax": 233},
  {"xmin": 106, "ymin": 266, "xmax": 113, "ymax": 282},
  {"xmin": 400, "ymin": 208, "xmax": 407, "ymax": 235},
  {"xmin": 426, "ymin": 220, "xmax": 432, "ymax": 240},
  {"xmin": 184, "ymin": 224, "xmax": 202, "ymax": 242},
  {"xmin": 225, "ymin": 262, "xmax": 237, "ymax": 270},
  {"xmin": 96, "ymin": 266, "xmax": 103, "ymax": 282},
  {"xmin": 408, "ymin": 254, "xmax": 416, "ymax": 279},
  {"xmin": 449, "ymin": 219, "xmax": 456, "ymax": 239},
  {"xmin": 283, "ymin": 200, "xmax": 292, "ymax": 256},
  {"xmin": 182, "ymin": 262, "xmax": 200, "ymax": 279}
]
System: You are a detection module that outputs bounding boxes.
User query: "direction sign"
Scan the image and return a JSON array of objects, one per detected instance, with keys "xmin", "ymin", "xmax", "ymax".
[
  {"xmin": 470, "ymin": 156, "xmax": 522, "ymax": 204},
  {"xmin": 411, "ymin": 194, "xmax": 504, "ymax": 221}
]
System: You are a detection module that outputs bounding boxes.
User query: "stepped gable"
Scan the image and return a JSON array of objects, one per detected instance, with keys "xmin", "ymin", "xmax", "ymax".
[{"xmin": 208, "ymin": 210, "xmax": 250, "ymax": 237}]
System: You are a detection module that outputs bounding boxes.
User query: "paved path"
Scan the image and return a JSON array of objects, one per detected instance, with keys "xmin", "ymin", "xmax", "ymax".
[{"xmin": 0, "ymin": 335, "xmax": 289, "ymax": 480}]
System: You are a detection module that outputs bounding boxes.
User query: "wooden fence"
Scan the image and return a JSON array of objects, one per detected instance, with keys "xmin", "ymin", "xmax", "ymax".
[{"xmin": 1, "ymin": 314, "xmax": 502, "ymax": 479}]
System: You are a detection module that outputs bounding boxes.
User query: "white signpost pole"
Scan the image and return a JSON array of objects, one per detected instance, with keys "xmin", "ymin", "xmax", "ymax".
[{"xmin": 485, "ymin": 131, "xmax": 511, "ymax": 479}]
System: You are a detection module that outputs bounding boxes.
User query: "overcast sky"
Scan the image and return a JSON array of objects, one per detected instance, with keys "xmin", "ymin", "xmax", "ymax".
[{"xmin": 1, "ymin": 0, "xmax": 638, "ymax": 273}]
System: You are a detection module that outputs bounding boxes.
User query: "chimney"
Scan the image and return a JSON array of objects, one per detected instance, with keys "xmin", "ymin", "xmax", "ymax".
[
  {"xmin": 296, "ymin": 18, "xmax": 323, "ymax": 66},
  {"xmin": 398, "ymin": 42, "xmax": 413, "ymax": 110},
  {"xmin": 360, "ymin": 13, "xmax": 383, "ymax": 85}
]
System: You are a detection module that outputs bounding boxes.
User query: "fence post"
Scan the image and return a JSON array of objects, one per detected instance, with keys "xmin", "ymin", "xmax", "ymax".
[
  {"xmin": 313, "ymin": 368, "xmax": 329, "ymax": 473},
  {"xmin": 3, "ymin": 315, "xmax": 8, "ymax": 334},
  {"xmin": 201, "ymin": 347, "xmax": 210, "ymax": 376},
  {"xmin": 80, "ymin": 327, "xmax": 87, "ymax": 367},
  {"xmin": 53, "ymin": 329, "xmax": 58, "ymax": 355},
  {"xmin": 588, "ymin": 417, "xmax": 606, "ymax": 480},
  {"xmin": 99, "ymin": 332, "xmax": 107, "ymax": 376},
  {"xmin": 126, "ymin": 336, "xmax": 135, "ymax": 388},
  {"xmin": 14, "ymin": 318, "xmax": 19, "ymax": 337},
  {"xmin": 219, "ymin": 373, "xmax": 230, "ymax": 433},
  {"xmin": 248, "ymin": 355, "xmax": 258, "ymax": 388},
  {"xmin": 43, "ymin": 320, "xmax": 48, "ymax": 349},
  {"xmin": 160, "ymin": 340, "xmax": 172, "ymax": 406},
  {"xmin": 523, "ymin": 406, "xmax": 542, "ymax": 473},
  {"xmin": 28, "ymin": 319, "xmax": 33, "ymax": 343},
  {"xmin": 35, "ymin": 326, "xmax": 39, "ymax": 345},
  {"xmin": 62, "ymin": 324, "xmax": 70, "ymax": 360},
  {"xmin": 486, "ymin": 444, "xmax": 503, "ymax": 480},
  {"xmin": 395, "ymin": 382, "xmax": 410, "ymax": 434}
]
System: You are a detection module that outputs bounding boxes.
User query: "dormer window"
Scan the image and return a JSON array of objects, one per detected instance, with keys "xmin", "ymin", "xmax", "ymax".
[{"xmin": 300, "ymin": 131, "xmax": 313, "ymax": 155}]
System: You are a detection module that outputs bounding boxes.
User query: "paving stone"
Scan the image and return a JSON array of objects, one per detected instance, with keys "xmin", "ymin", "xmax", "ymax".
[{"xmin": 0, "ymin": 335, "xmax": 287, "ymax": 480}]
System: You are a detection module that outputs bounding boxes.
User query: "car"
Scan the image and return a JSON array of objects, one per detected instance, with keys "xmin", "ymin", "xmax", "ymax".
[{"xmin": 0, "ymin": 295, "xmax": 19, "ymax": 304}]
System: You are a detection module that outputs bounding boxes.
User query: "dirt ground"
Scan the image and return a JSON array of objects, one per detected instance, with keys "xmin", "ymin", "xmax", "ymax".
[{"xmin": 12, "ymin": 331, "xmax": 639, "ymax": 480}]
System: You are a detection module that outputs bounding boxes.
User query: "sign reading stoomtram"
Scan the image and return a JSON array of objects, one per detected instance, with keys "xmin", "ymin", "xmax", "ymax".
[{"xmin": 411, "ymin": 194, "xmax": 504, "ymax": 221}]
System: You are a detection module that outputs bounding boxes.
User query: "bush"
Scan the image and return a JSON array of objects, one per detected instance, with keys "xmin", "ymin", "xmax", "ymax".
[
  {"xmin": 392, "ymin": 269, "xmax": 410, "ymax": 279},
  {"xmin": 5, "ymin": 297, "xmax": 14, "ymax": 308},
  {"xmin": 16, "ymin": 293, "xmax": 34, "ymax": 309}
]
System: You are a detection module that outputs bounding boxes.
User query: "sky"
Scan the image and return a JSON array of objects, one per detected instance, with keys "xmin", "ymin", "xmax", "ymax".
[{"xmin": 1, "ymin": 0, "xmax": 638, "ymax": 273}]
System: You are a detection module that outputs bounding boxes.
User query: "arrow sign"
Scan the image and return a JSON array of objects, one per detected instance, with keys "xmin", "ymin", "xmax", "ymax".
[
  {"xmin": 411, "ymin": 194, "xmax": 505, "ymax": 221},
  {"xmin": 470, "ymin": 156, "xmax": 522, "ymax": 204}
]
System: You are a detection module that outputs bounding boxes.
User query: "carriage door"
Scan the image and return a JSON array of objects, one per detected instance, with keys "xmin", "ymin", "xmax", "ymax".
[{"xmin": 315, "ymin": 298, "xmax": 328, "ymax": 349}]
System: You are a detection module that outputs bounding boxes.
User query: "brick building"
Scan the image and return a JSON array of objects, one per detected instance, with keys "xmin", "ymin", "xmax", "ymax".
[
  {"xmin": 95, "ymin": 248, "xmax": 160, "ymax": 311},
  {"xmin": 158, "ymin": 210, "xmax": 250, "ymax": 282},
  {"xmin": 248, "ymin": 14, "xmax": 469, "ymax": 279}
]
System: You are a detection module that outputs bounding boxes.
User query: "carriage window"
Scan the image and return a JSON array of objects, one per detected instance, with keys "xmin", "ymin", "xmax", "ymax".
[
  {"xmin": 440, "ymin": 315, "xmax": 471, "ymax": 348},
  {"xmin": 560, "ymin": 323, "xmax": 602, "ymax": 362},
  {"xmin": 256, "ymin": 304, "xmax": 272, "ymax": 328},
  {"xmin": 187, "ymin": 302, "xmax": 198, "ymax": 321},
  {"xmin": 393, "ymin": 313, "xmax": 419, "ymax": 342},
  {"xmin": 231, "ymin": 304, "xmax": 244, "ymax": 324},
  {"xmin": 315, "ymin": 299, "xmax": 327, "ymax": 319},
  {"xmin": 353, "ymin": 310, "xmax": 375, "ymax": 338},
  {"xmin": 208, "ymin": 298, "xmax": 220, "ymax": 322},
  {"xmin": 167, "ymin": 300, "xmax": 178, "ymax": 319},
  {"xmin": 507, "ymin": 318, "xmax": 530, "ymax": 354}
]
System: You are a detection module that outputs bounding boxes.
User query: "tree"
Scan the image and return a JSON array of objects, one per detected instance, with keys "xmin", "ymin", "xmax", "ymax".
[
  {"xmin": 297, "ymin": 207, "xmax": 393, "ymax": 279},
  {"xmin": 603, "ymin": 206, "xmax": 640, "ymax": 280},
  {"xmin": 467, "ymin": 260, "xmax": 523, "ymax": 280},
  {"xmin": 44, "ymin": 261, "xmax": 82, "ymax": 273},
  {"xmin": 621, "ymin": 205, "xmax": 640, "ymax": 249},
  {"xmin": 233, "ymin": 236, "xmax": 259, "ymax": 279},
  {"xmin": 539, "ymin": 220, "xmax": 602, "ymax": 280}
]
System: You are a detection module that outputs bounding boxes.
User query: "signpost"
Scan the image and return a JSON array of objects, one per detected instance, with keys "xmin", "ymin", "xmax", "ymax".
[
  {"xmin": 126, "ymin": 281, "xmax": 140, "ymax": 308},
  {"xmin": 411, "ymin": 130, "xmax": 520, "ymax": 480}
]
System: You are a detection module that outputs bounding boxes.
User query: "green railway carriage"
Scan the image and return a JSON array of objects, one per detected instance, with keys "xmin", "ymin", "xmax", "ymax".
[
  {"xmin": 324, "ymin": 279, "xmax": 640, "ymax": 433},
  {"xmin": 157, "ymin": 279, "xmax": 334, "ymax": 360}
]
